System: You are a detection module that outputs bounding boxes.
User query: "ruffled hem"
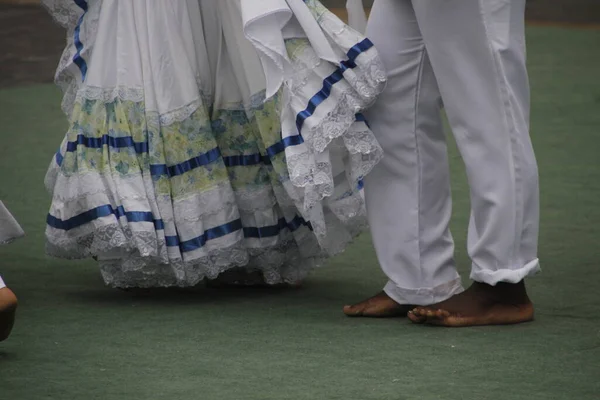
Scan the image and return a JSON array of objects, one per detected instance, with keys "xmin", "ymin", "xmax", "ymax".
[{"xmin": 95, "ymin": 236, "xmax": 323, "ymax": 288}]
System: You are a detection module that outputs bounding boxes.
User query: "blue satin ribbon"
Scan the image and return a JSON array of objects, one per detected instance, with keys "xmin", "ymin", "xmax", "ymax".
[
  {"xmin": 47, "ymin": 205, "xmax": 161, "ymax": 232},
  {"xmin": 55, "ymin": 147, "xmax": 64, "ymax": 166},
  {"xmin": 176, "ymin": 219, "xmax": 244, "ymax": 253},
  {"xmin": 295, "ymin": 39, "xmax": 375, "ymax": 134},
  {"xmin": 223, "ymin": 153, "xmax": 272, "ymax": 167},
  {"xmin": 347, "ymin": 39, "xmax": 374, "ymax": 65},
  {"xmin": 48, "ymin": 204, "xmax": 312, "ymax": 253},
  {"xmin": 72, "ymin": 0, "xmax": 89, "ymax": 81},
  {"xmin": 357, "ymin": 179, "xmax": 364, "ymax": 191},
  {"xmin": 57, "ymin": 133, "xmax": 310, "ymax": 174},
  {"xmin": 66, "ymin": 134, "xmax": 149, "ymax": 153},
  {"xmin": 296, "ymin": 69, "xmax": 345, "ymax": 133},
  {"xmin": 355, "ymin": 113, "xmax": 369, "ymax": 127},
  {"xmin": 149, "ymin": 148, "xmax": 222, "ymax": 178},
  {"xmin": 266, "ymin": 135, "xmax": 305, "ymax": 158}
]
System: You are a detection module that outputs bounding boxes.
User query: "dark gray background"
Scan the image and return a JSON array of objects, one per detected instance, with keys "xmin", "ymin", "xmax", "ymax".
[
  {"xmin": 323, "ymin": 0, "xmax": 600, "ymax": 24},
  {"xmin": 1, "ymin": 0, "xmax": 598, "ymax": 89}
]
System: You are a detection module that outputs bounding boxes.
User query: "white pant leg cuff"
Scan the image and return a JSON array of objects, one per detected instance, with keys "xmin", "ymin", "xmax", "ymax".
[
  {"xmin": 384, "ymin": 278, "xmax": 465, "ymax": 306},
  {"xmin": 470, "ymin": 258, "xmax": 541, "ymax": 286},
  {"xmin": 0, "ymin": 276, "xmax": 5, "ymax": 289}
]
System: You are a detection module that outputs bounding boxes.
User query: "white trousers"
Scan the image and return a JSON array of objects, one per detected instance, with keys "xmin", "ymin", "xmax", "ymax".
[{"xmin": 364, "ymin": 0, "xmax": 540, "ymax": 305}]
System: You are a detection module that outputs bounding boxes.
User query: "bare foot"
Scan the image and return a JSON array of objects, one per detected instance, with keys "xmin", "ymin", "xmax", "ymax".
[
  {"xmin": 344, "ymin": 291, "xmax": 413, "ymax": 318},
  {"xmin": 408, "ymin": 281, "xmax": 534, "ymax": 327},
  {"xmin": 0, "ymin": 287, "xmax": 18, "ymax": 341}
]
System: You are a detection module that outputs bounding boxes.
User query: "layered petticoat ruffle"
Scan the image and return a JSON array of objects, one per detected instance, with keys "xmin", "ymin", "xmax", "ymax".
[{"xmin": 42, "ymin": 0, "xmax": 386, "ymax": 288}]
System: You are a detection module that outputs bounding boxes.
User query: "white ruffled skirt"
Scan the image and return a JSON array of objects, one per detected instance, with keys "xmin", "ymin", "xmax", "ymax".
[{"xmin": 42, "ymin": 0, "xmax": 386, "ymax": 288}]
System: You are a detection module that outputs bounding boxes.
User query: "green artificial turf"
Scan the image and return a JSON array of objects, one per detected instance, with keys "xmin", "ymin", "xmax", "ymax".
[{"xmin": 0, "ymin": 25, "xmax": 599, "ymax": 400}]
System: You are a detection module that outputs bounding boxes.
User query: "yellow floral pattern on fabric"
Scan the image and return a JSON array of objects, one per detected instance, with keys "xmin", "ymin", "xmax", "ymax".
[{"xmin": 58, "ymin": 93, "xmax": 290, "ymax": 204}]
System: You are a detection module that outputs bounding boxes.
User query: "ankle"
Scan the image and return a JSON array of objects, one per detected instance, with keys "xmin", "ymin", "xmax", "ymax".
[{"xmin": 471, "ymin": 281, "xmax": 531, "ymax": 304}]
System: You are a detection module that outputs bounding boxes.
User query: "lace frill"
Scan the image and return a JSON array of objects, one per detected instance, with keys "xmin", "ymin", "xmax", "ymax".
[
  {"xmin": 41, "ymin": 0, "xmax": 102, "ymax": 117},
  {"xmin": 276, "ymin": 8, "xmax": 387, "ymax": 232}
]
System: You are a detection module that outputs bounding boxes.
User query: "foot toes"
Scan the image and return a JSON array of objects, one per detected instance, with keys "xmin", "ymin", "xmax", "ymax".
[
  {"xmin": 412, "ymin": 307, "xmax": 425, "ymax": 317},
  {"xmin": 408, "ymin": 310, "xmax": 426, "ymax": 324},
  {"xmin": 343, "ymin": 305, "xmax": 361, "ymax": 316},
  {"xmin": 407, "ymin": 307, "xmax": 450, "ymax": 323}
]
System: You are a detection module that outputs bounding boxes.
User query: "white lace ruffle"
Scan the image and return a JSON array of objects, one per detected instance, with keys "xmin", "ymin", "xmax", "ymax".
[
  {"xmin": 46, "ymin": 169, "xmax": 302, "ymax": 253},
  {"xmin": 279, "ymin": 44, "xmax": 385, "ymax": 222},
  {"xmin": 48, "ymin": 169, "xmax": 298, "ymax": 225},
  {"xmin": 97, "ymin": 236, "xmax": 324, "ymax": 288},
  {"xmin": 41, "ymin": 0, "xmax": 87, "ymax": 28},
  {"xmin": 72, "ymin": 84, "xmax": 221, "ymax": 126},
  {"xmin": 89, "ymin": 196, "xmax": 368, "ymax": 289},
  {"xmin": 42, "ymin": 0, "xmax": 103, "ymax": 117},
  {"xmin": 44, "ymin": 170, "xmax": 335, "ymax": 288},
  {"xmin": 76, "ymin": 85, "xmax": 145, "ymax": 104}
]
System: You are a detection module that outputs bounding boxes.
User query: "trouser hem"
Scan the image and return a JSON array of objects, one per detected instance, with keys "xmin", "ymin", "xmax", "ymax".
[
  {"xmin": 384, "ymin": 277, "xmax": 464, "ymax": 306},
  {"xmin": 470, "ymin": 258, "xmax": 541, "ymax": 286}
]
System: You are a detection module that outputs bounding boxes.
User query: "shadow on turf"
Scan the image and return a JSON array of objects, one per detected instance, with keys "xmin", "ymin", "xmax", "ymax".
[
  {"xmin": 59, "ymin": 277, "xmax": 374, "ymax": 310},
  {"xmin": 0, "ymin": 350, "xmax": 18, "ymax": 361},
  {"xmin": 63, "ymin": 285, "xmax": 294, "ymax": 304}
]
